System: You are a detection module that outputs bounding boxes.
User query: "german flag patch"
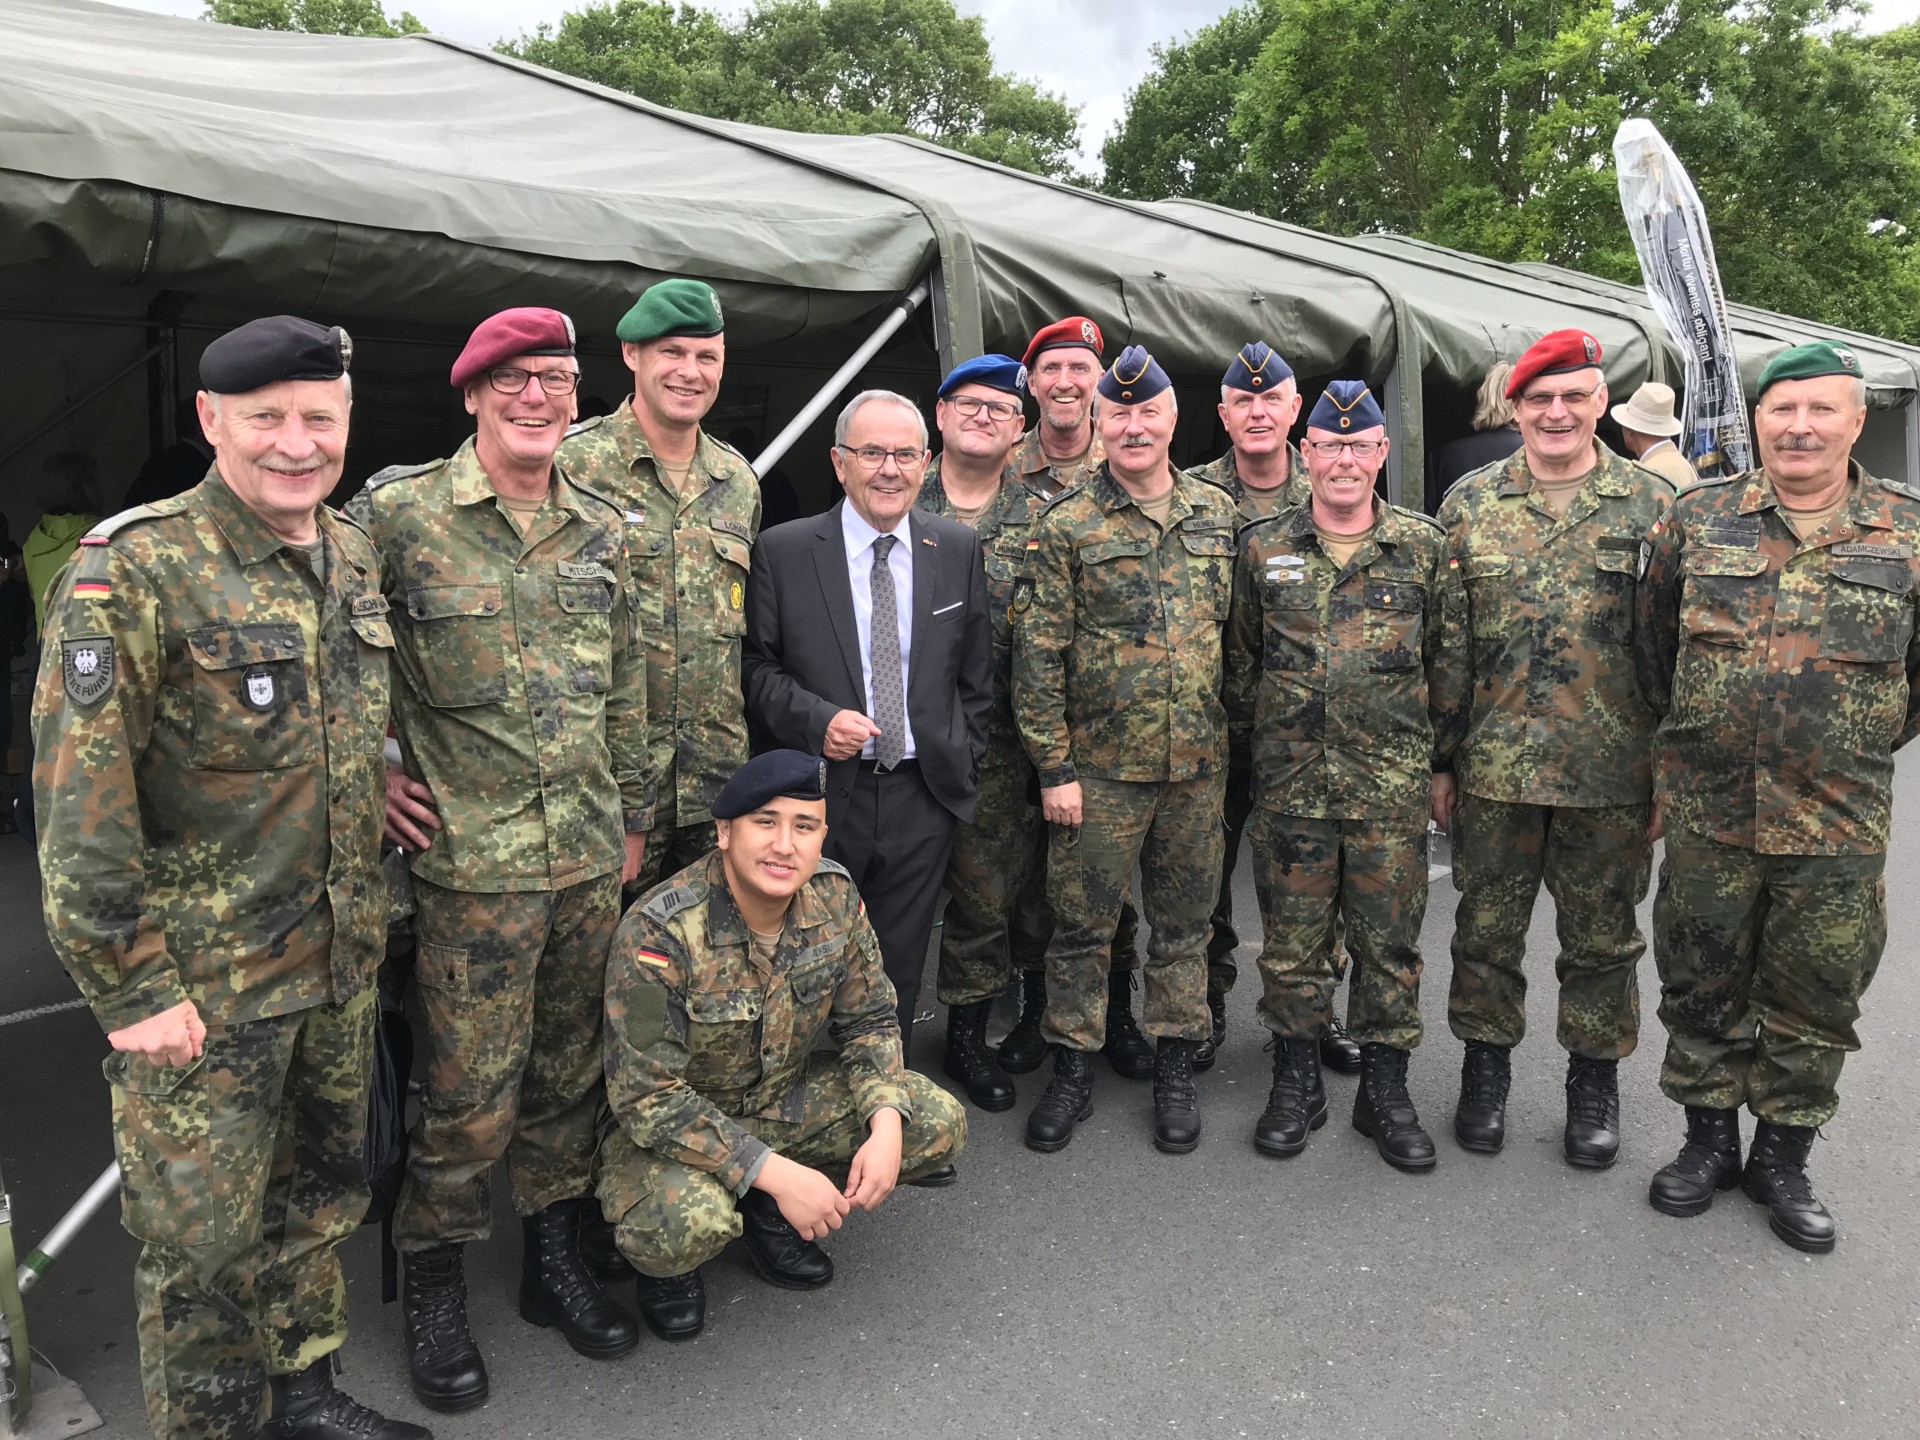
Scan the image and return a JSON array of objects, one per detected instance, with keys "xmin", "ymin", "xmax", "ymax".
[
  {"xmin": 635, "ymin": 950, "xmax": 672, "ymax": 969},
  {"xmin": 72, "ymin": 579, "xmax": 111, "ymax": 599}
]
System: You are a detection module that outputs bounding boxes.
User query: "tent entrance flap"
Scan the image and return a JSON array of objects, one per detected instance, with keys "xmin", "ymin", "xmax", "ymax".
[{"xmin": 753, "ymin": 277, "xmax": 932, "ymax": 476}]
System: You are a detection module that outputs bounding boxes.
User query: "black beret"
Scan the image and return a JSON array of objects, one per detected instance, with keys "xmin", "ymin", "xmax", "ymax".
[
  {"xmin": 200, "ymin": 316, "xmax": 351, "ymax": 395},
  {"xmin": 712, "ymin": 750, "xmax": 829, "ymax": 819}
]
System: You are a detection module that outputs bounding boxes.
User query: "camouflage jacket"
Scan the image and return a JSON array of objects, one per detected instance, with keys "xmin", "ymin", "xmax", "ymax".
[
  {"xmin": 1008, "ymin": 424, "xmax": 1105, "ymax": 493},
  {"xmin": 1186, "ymin": 443, "xmax": 1311, "ymax": 519},
  {"xmin": 32, "ymin": 474, "xmax": 393, "ymax": 1031},
  {"xmin": 1014, "ymin": 464, "xmax": 1238, "ymax": 785},
  {"xmin": 1636, "ymin": 462, "xmax": 1920, "ymax": 855},
  {"xmin": 603, "ymin": 851, "xmax": 911, "ymax": 1192},
  {"xmin": 1432, "ymin": 441, "xmax": 1672, "ymax": 806},
  {"xmin": 1226, "ymin": 500, "xmax": 1460, "ymax": 822},
  {"xmin": 919, "ymin": 453, "xmax": 1062, "ymax": 740},
  {"xmin": 347, "ymin": 439, "xmax": 652, "ymax": 894},
  {"xmin": 557, "ymin": 403, "xmax": 759, "ymax": 826}
]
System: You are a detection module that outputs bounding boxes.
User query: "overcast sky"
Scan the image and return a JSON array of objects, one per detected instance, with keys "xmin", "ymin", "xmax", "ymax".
[{"xmin": 112, "ymin": 0, "xmax": 1920, "ymax": 169}]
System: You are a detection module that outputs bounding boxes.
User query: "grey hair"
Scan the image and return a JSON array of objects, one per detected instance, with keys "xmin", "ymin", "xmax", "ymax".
[
  {"xmin": 38, "ymin": 450, "xmax": 100, "ymax": 514},
  {"xmin": 1473, "ymin": 362, "xmax": 1516, "ymax": 431},
  {"xmin": 1850, "ymin": 376, "xmax": 1869, "ymax": 409},
  {"xmin": 835, "ymin": 389, "xmax": 928, "ymax": 450},
  {"xmin": 1220, "ymin": 376, "xmax": 1297, "ymax": 405}
]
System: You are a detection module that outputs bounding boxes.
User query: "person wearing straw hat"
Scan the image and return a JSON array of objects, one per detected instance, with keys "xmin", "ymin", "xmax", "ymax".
[{"xmin": 1611, "ymin": 381, "xmax": 1698, "ymax": 491}]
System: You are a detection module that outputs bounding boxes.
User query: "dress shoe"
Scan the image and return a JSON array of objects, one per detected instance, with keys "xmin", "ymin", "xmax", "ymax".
[
  {"xmin": 1318, "ymin": 1016, "xmax": 1363, "ymax": 1074},
  {"xmin": 1152, "ymin": 1038, "xmax": 1202, "ymax": 1153},
  {"xmin": 1453, "ymin": 1040, "xmax": 1511, "ymax": 1154},
  {"xmin": 1563, "ymin": 1055, "xmax": 1621, "ymax": 1169},
  {"xmin": 942, "ymin": 999, "xmax": 1016, "ymax": 1111},
  {"xmin": 1253, "ymin": 1037, "xmax": 1326, "ymax": 1158},
  {"xmin": 1102, "ymin": 970, "xmax": 1156, "ymax": 1080},
  {"xmin": 401, "ymin": 1246, "xmax": 489, "ymax": 1414},
  {"xmin": 1025, "ymin": 1046, "xmax": 1096, "ymax": 1152},
  {"xmin": 264, "ymin": 1359, "xmax": 432, "ymax": 1440},
  {"xmin": 1742, "ymin": 1120, "xmax": 1837, "ymax": 1254},
  {"xmin": 738, "ymin": 1188, "xmax": 835, "ymax": 1289},
  {"xmin": 519, "ymin": 1198, "xmax": 641, "ymax": 1359},
  {"xmin": 905, "ymin": 1164, "xmax": 958, "ymax": 1188},
  {"xmin": 997, "ymin": 969, "xmax": 1049, "ymax": 1074},
  {"xmin": 1351, "ymin": 1042, "xmax": 1436, "ymax": 1172},
  {"xmin": 578, "ymin": 1205, "xmax": 631, "ymax": 1283},
  {"xmin": 1648, "ymin": 1106, "xmax": 1742, "ymax": 1218},
  {"xmin": 634, "ymin": 1267, "xmax": 706, "ymax": 1341},
  {"xmin": 1192, "ymin": 992, "xmax": 1228, "ymax": 1072}
]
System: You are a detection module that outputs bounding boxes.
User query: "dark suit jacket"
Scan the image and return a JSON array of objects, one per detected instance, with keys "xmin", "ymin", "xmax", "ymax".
[{"xmin": 743, "ymin": 500, "xmax": 992, "ymax": 830}]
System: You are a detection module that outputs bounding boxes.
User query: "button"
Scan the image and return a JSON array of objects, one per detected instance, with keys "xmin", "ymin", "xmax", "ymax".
[
  {"xmin": 534, "ymin": 708, "xmax": 545, "ymax": 718},
  {"xmin": 516, "ymin": 566, "xmax": 526, "ymax": 575},
  {"xmin": 328, "ymin": 714, "xmax": 337, "ymax": 724},
  {"xmin": 522, "ymin": 637, "xmax": 531, "ymax": 648}
]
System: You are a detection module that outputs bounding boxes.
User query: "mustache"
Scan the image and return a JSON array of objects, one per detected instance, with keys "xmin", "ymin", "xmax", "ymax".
[
  {"xmin": 258, "ymin": 460, "xmax": 325, "ymax": 477},
  {"xmin": 1775, "ymin": 434, "xmax": 1827, "ymax": 452}
]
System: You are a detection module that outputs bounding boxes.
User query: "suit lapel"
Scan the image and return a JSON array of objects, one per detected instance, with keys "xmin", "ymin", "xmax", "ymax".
[
  {"xmin": 812, "ymin": 500, "xmax": 866, "ymax": 702},
  {"xmin": 907, "ymin": 510, "xmax": 937, "ymax": 707}
]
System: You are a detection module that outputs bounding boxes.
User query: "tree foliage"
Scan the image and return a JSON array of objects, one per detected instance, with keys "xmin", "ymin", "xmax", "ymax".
[
  {"xmin": 203, "ymin": 0, "xmax": 425, "ymax": 36},
  {"xmin": 499, "ymin": 0, "xmax": 1085, "ymax": 182}
]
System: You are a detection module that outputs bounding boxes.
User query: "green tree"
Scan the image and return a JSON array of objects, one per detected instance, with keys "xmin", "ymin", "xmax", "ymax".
[
  {"xmin": 203, "ymin": 0, "xmax": 425, "ymax": 36},
  {"xmin": 500, "ymin": 0, "xmax": 1084, "ymax": 181}
]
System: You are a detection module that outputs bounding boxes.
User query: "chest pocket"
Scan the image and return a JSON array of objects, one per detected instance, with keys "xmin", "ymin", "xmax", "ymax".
[
  {"xmin": 1681, "ymin": 547, "xmax": 1768, "ymax": 649},
  {"xmin": 1077, "ymin": 538, "xmax": 1156, "ymax": 629},
  {"xmin": 556, "ymin": 562, "xmax": 617, "ymax": 694},
  {"xmin": 1365, "ymin": 581, "xmax": 1425, "ymax": 672},
  {"xmin": 188, "ymin": 622, "xmax": 315, "ymax": 770},
  {"xmin": 1591, "ymin": 538, "xmax": 1640, "ymax": 646},
  {"xmin": 1181, "ymin": 528, "xmax": 1236, "ymax": 619},
  {"xmin": 1823, "ymin": 549, "xmax": 1914, "ymax": 663},
  {"xmin": 711, "ymin": 533, "xmax": 751, "ymax": 638},
  {"xmin": 346, "ymin": 599, "xmax": 395, "ymax": 749},
  {"xmin": 626, "ymin": 529, "xmax": 669, "ymax": 637},
  {"xmin": 405, "ymin": 583, "xmax": 508, "ymax": 706},
  {"xmin": 788, "ymin": 959, "xmax": 845, "ymax": 1039},
  {"xmin": 1461, "ymin": 553, "xmax": 1515, "ymax": 636},
  {"xmin": 683, "ymin": 987, "xmax": 765, "ymax": 1091},
  {"xmin": 1260, "ymin": 574, "xmax": 1319, "ymax": 672}
]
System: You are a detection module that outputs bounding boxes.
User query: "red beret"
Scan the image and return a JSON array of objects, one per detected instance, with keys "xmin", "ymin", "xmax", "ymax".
[
  {"xmin": 1022, "ymin": 316, "xmax": 1104, "ymax": 370},
  {"xmin": 1506, "ymin": 328, "xmax": 1603, "ymax": 399},
  {"xmin": 450, "ymin": 307, "xmax": 576, "ymax": 389}
]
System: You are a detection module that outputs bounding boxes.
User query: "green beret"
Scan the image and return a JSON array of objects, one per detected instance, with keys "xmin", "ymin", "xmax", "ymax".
[
  {"xmin": 616, "ymin": 278, "xmax": 725, "ymax": 344},
  {"xmin": 1757, "ymin": 341, "xmax": 1864, "ymax": 398}
]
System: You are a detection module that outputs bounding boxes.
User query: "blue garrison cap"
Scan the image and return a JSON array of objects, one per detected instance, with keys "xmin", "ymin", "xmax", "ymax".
[
  {"xmin": 939, "ymin": 353, "xmax": 1028, "ymax": 399},
  {"xmin": 1096, "ymin": 345, "xmax": 1172, "ymax": 405},
  {"xmin": 1306, "ymin": 380, "xmax": 1385, "ymax": 433},
  {"xmin": 1222, "ymin": 341, "xmax": 1293, "ymax": 394},
  {"xmin": 711, "ymin": 750, "xmax": 829, "ymax": 819}
]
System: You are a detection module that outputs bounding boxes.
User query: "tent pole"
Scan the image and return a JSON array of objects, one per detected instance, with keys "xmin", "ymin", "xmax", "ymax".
[
  {"xmin": 0, "ymin": 343, "xmax": 166, "ymax": 474},
  {"xmin": 753, "ymin": 278, "xmax": 931, "ymax": 476}
]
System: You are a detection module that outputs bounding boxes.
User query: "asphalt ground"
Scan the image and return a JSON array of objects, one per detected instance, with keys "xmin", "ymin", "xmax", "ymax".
[{"xmin": 4, "ymin": 763, "xmax": 1918, "ymax": 1439}]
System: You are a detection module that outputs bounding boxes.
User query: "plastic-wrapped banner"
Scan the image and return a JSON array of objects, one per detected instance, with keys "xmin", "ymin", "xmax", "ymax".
[{"xmin": 1614, "ymin": 118, "xmax": 1752, "ymax": 479}]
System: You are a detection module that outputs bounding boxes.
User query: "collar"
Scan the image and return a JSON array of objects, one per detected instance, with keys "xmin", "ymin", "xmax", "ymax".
[
  {"xmin": 702, "ymin": 851, "xmax": 832, "ymax": 951},
  {"xmin": 607, "ymin": 399, "xmax": 729, "ymax": 480},
  {"xmin": 196, "ymin": 471, "xmax": 320, "ymax": 570},
  {"xmin": 1497, "ymin": 439, "xmax": 1634, "ymax": 499},
  {"xmin": 444, "ymin": 436, "xmax": 589, "ymax": 519},
  {"xmin": 1088, "ymin": 463, "xmax": 1195, "ymax": 525},
  {"xmin": 841, "ymin": 498, "xmax": 910, "ymax": 560},
  {"xmin": 1742, "ymin": 460, "xmax": 1887, "ymax": 528}
]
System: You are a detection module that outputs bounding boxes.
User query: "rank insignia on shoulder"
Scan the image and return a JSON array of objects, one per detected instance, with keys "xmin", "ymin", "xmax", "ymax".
[{"xmin": 63, "ymin": 637, "xmax": 115, "ymax": 706}]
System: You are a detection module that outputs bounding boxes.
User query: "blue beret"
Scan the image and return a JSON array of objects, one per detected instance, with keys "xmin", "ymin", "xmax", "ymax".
[
  {"xmin": 712, "ymin": 750, "xmax": 828, "ymax": 819},
  {"xmin": 200, "ymin": 316, "xmax": 350, "ymax": 394},
  {"xmin": 1096, "ymin": 345, "xmax": 1172, "ymax": 405},
  {"xmin": 1222, "ymin": 341, "xmax": 1293, "ymax": 394},
  {"xmin": 1306, "ymin": 380, "xmax": 1385, "ymax": 433},
  {"xmin": 939, "ymin": 353, "xmax": 1028, "ymax": 399}
]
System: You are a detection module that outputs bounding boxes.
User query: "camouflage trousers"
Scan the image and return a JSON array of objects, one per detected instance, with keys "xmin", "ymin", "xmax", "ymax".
[
  {"xmin": 106, "ymin": 986, "xmax": 375, "ymax": 1440},
  {"xmin": 1447, "ymin": 794, "xmax": 1650, "ymax": 1059},
  {"xmin": 628, "ymin": 813, "xmax": 719, "ymax": 898},
  {"xmin": 937, "ymin": 733, "xmax": 1137, "ymax": 1007},
  {"xmin": 1654, "ymin": 830, "xmax": 1886, "ymax": 1127},
  {"xmin": 1041, "ymin": 773, "xmax": 1223, "ymax": 1050},
  {"xmin": 394, "ymin": 871, "xmax": 621, "ymax": 1248},
  {"xmin": 597, "ymin": 1059, "xmax": 966, "ymax": 1277},
  {"xmin": 1205, "ymin": 762, "xmax": 1256, "ymax": 1000},
  {"xmin": 1251, "ymin": 810, "xmax": 1428, "ymax": 1050}
]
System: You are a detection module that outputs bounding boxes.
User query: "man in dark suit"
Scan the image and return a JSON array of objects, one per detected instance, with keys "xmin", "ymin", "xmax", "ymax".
[{"xmin": 743, "ymin": 389, "xmax": 993, "ymax": 1054}]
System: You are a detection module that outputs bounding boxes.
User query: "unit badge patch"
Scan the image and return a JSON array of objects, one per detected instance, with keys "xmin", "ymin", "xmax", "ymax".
[
  {"xmin": 241, "ymin": 664, "xmax": 279, "ymax": 712},
  {"xmin": 63, "ymin": 638, "xmax": 115, "ymax": 706}
]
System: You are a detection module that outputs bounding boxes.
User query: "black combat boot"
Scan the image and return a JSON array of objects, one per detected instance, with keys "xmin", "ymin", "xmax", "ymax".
[
  {"xmin": 1319, "ymin": 1015, "xmax": 1363, "ymax": 1074},
  {"xmin": 739, "ymin": 1188, "xmax": 835, "ymax": 1289},
  {"xmin": 1648, "ymin": 1106, "xmax": 1743, "ymax": 1218},
  {"xmin": 633, "ymin": 1267, "xmax": 707, "ymax": 1342},
  {"xmin": 1453, "ymin": 1040, "xmax": 1512, "ymax": 1154},
  {"xmin": 1152, "ymin": 1037, "xmax": 1203, "ymax": 1153},
  {"xmin": 997, "ymin": 969, "xmax": 1049, "ymax": 1074},
  {"xmin": 1102, "ymin": 970, "xmax": 1156, "ymax": 1080},
  {"xmin": 1563, "ymin": 1055, "xmax": 1622, "ymax": 1169},
  {"xmin": 1192, "ymin": 992, "xmax": 1228, "ymax": 1073},
  {"xmin": 578, "ymin": 1206, "xmax": 630, "ymax": 1283},
  {"xmin": 1352, "ymin": 1042, "xmax": 1437, "ymax": 1172},
  {"xmin": 1742, "ymin": 1121, "xmax": 1837, "ymax": 1254},
  {"xmin": 519, "ymin": 1199, "xmax": 641, "ymax": 1359},
  {"xmin": 401, "ymin": 1246, "xmax": 489, "ymax": 1414},
  {"xmin": 263, "ymin": 1358, "xmax": 432, "ymax": 1440},
  {"xmin": 942, "ymin": 999, "xmax": 1017, "ymax": 1111},
  {"xmin": 1253, "ymin": 1037, "xmax": 1327, "ymax": 1158},
  {"xmin": 1025, "ymin": 1046, "xmax": 1096, "ymax": 1152}
]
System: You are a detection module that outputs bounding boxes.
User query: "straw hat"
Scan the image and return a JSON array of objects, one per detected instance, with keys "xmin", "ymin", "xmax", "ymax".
[{"xmin": 1610, "ymin": 381, "xmax": 1682, "ymax": 437}]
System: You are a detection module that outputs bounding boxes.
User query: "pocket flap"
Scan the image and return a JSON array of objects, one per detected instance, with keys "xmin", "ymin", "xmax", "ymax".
[
  {"xmin": 558, "ymin": 577, "xmax": 615, "ymax": 614},
  {"xmin": 1079, "ymin": 539, "xmax": 1153, "ymax": 565},
  {"xmin": 407, "ymin": 583, "xmax": 503, "ymax": 621},
  {"xmin": 1595, "ymin": 548, "xmax": 1639, "ymax": 575},
  {"xmin": 1181, "ymin": 530, "xmax": 1237, "ymax": 557},
  {"xmin": 1685, "ymin": 548, "xmax": 1769, "ymax": 578},
  {"xmin": 710, "ymin": 534, "xmax": 752, "ymax": 571},
  {"xmin": 687, "ymin": 988, "xmax": 765, "ymax": 1023},
  {"xmin": 103, "ymin": 1051, "xmax": 206, "ymax": 1095},
  {"xmin": 350, "ymin": 614, "xmax": 396, "ymax": 648},
  {"xmin": 790, "ymin": 963, "xmax": 846, "ymax": 1004},
  {"xmin": 1831, "ymin": 559, "xmax": 1912, "ymax": 595},
  {"xmin": 1461, "ymin": 554, "xmax": 1511, "ymax": 580},
  {"xmin": 189, "ymin": 622, "xmax": 305, "ymax": 670},
  {"xmin": 1365, "ymin": 582, "xmax": 1423, "ymax": 611}
]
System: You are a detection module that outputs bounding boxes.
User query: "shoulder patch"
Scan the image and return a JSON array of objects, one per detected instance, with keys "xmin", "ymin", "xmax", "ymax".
[
  {"xmin": 1877, "ymin": 475, "xmax": 1920, "ymax": 503},
  {"xmin": 84, "ymin": 501, "xmax": 174, "ymax": 542},
  {"xmin": 641, "ymin": 882, "xmax": 703, "ymax": 924},
  {"xmin": 1390, "ymin": 503, "xmax": 1445, "ymax": 534},
  {"xmin": 365, "ymin": 459, "xmax": 446, "ymax": 491},
  {"xmin": 1677, "ymin": 471, "xmax": 1740, "ymax": 494},
  {"xmin": 565, "ymin": 476, "xmax": 628, "ymax": 519},
  {"xmin": 565, "ymin": 414, "xmax": 606, "ymax": 439},
  {"xmin": 1039, "ymin": 483, "xmax": 1083, "ymax": 513},
  {"xmin": 62, "ymin": 637, "xmax": 116, "ymax": 706},
  {"xmin": 814, "ymin": 856, "xmax": 851, "ymax": 879}
]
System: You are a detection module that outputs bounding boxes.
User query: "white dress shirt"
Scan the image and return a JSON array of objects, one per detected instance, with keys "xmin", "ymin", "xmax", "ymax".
[{"xmin": 840, "ymin": 501, "xmax": 917, "ymax": 761}]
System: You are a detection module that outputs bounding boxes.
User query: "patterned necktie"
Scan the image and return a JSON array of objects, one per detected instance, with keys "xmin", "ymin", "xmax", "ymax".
[{"xmin": 868, "ymin": 534, "xmax": 906, "ymax": 768}]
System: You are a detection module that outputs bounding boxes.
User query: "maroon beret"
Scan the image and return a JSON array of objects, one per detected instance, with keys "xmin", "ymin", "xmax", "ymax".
[
  {"xmin": 450, "ymin": 307, "xmax": 577, "ymax": 389},
  {"xmin": 1506, "ymin": 328, "xmax": 1603, "ymax": 399},
  {"xmin": 1022, "ymin": 316, "xmax": 1105, "ymax": 370}
]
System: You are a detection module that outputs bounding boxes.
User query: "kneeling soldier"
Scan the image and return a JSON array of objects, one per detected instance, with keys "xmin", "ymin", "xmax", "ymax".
[
  {"xmin": 1226, "ymin": 381, "xmax": 1462, "ymax": 1170},
  {"xmin": 598, "ymin": 751, "xmax": 966, "ymax": 1339}
]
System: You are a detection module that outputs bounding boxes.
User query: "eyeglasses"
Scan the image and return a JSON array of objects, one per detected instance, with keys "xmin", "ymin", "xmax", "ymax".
[
  {"xmin": 1517, "ymin": 387, "xmax": 1597, "ymax": 412},
  {"xmin": 1305, "ymin": 440, "xmax": 1384, "ymax": 458},
  {"xmin": 945, "ymin": 394, "xmax": 1023, "ymax": 422},
  {"xmin": 837, "ymin": 444, "xmax": 927, "ymax": 470},
  {"xmin": 487, "ymin": 366, "xmax": 581, "ymax": 396}
]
